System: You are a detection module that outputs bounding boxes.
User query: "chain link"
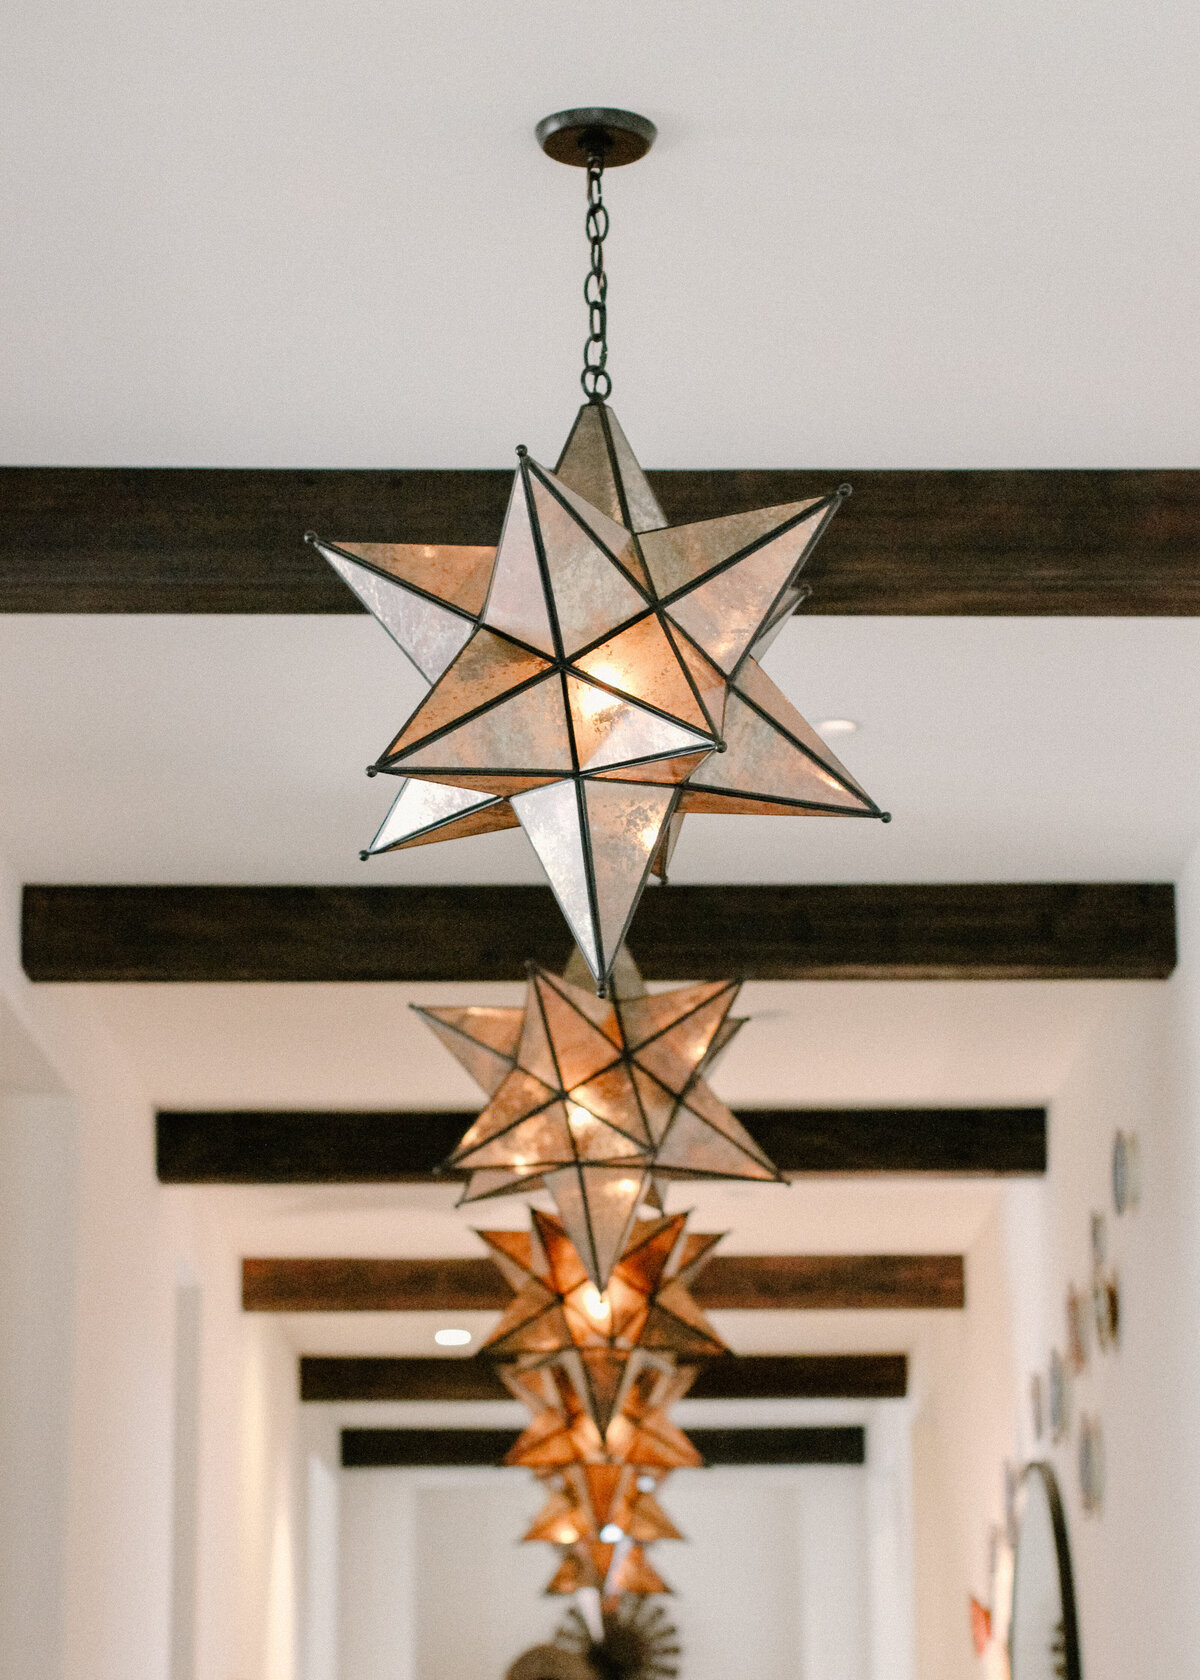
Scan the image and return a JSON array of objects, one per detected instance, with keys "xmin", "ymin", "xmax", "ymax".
[{"xmin": 581, "ymin": 149, "xmax": 611, "ymax": 402}]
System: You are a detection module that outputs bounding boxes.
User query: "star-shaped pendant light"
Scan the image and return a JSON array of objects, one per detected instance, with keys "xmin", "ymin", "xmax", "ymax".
[
  {"xmin": 477, "ymin": 1209, "xmax": 726, "ymax": 1430},
  {"xmin": 524, "ymin": 1463, "xmax": 682, "ymax": 1549},
  {"xmin": 416, "ymin": 945, "xmax": 775, "ymax": 1288},
  {"xmin": 310, "ymin": 399, "xmax": 884, "ymax": 991},
  {"xmin": 501, "ymin": 1357, "xmax": 702, "ymax": 1474},
  {"xmin": 544, "ymin": 1537, "xmax": 671, "ymax": 1602}
]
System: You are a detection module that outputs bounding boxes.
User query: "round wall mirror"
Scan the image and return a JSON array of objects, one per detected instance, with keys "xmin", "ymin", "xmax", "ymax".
[{"xmin": 1010, "ymin": 1462, "xmax": 1082, "ymax": 1679}]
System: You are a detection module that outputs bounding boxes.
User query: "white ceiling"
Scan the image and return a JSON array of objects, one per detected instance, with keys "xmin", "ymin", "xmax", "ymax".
[
  {"xmin": 88, "ymin": 977, "xmax": 1111, "ymax": 1111},
  {"xmin": 2, "ymin": 0, "xmax": 1198, "ymax": 470},
  {"xmin": 3, "ymin": 614, "xmax": 1200, "ymax": 885}
]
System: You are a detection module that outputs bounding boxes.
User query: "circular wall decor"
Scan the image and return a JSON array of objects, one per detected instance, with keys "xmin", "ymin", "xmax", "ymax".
[
  {"xmin": 1093, "ymin": 1271, "xmax": 1120, "ymax": 1351},
  {"xmin": 1029, "ymin": 1371, "xmax": 1045, "ymax": 1443},
  {"xmin": 1079, "ymin": 1415, "xmax": 1105, "ymax": 1515},
  {"xmin": 1112, "ymin": 1130, "xmax": 1141, "ymax": 1215},
  {"xmin": 1009, "ymin": 1462, "xmax": 1082, "ymax": 1680},
  {"xmin": 1048, "ymin": 1348, "xmax": 1072, "ymax": 1444},
  {"xmin": 1065, "ymin": 1286, "xmax": 1090, "ymax": 1374}
]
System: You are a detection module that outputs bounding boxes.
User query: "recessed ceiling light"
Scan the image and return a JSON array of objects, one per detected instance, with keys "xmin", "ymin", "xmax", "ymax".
[
  {"xmin": 434, "ymin": 1327, "xmax": 472, "ymax": 1347},
  {"xmin": 817, "ymin": 718, "xmax": 859, "ymax": 737}
]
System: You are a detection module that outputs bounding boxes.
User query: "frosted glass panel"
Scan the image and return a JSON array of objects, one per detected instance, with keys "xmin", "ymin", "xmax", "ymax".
[
  {"xmin": 319, "ymin": 544, "xmax": 473, "ymax": 681},
  {"xmin": 484, "ymin": 473, "xmax": 556, "ymax": 653},
  {"xmin": 513, "ymin": 783, "xmax": 598, "ymax": 976}
]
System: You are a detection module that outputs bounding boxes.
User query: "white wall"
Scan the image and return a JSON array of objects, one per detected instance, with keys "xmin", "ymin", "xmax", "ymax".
[
  {"xmin": 337, "ymin": 1463, "xmax": 876, "ymax": 1680},
  {"xmin": 909, "ymin": 1201, "xmax": 1022, "ymax": 1679},
  {"xmin": 997, "ymin": 863, "xmax": 1200, "ymax": 1680},
  {"xmin": 339, "ymin": 1469, "xmax": 558, "ymax": 1680},
  {"xmin": 0, "ymin": 848, "xmax": 305, "ymax": 1680},
  {"xmin": 237, "ymin": 1314, "xmax": 305, "ymax": 1680},
  {"xmin": 0, "ymin": 1088, "xmax": 78, "ymax": 1680}
]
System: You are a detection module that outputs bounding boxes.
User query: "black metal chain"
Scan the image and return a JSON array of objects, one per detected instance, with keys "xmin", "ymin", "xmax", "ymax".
[{"xmin": 581, "ymin": 148, "xmax": 611, "ymax": 402}]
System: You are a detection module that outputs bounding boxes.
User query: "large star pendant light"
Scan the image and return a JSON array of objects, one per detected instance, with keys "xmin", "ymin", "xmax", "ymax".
[
  {"xmin": 416, "ymin": 945, "xmax": 776, "ymax": 1288},
  {"xmin": 310, "ymin": 401, "xmax": 885, "ymax": 992},
  {"xmin": 477, "ymin": 1209, "xmax": 726, "ymax": 1431}
]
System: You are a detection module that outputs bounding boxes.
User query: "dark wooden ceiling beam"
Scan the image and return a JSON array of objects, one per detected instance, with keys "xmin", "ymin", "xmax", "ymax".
[
  {"xmin": 300, "ymin": 1353, "xmax": 908, "ymax": 1403},
  {"xmin": 242, "ymin": 1253, "xmax": 965, "ymax": 1313},
  {"xmin": 2, "ymin": 466, "xmax": 1198, "ymax": 614},
  {"xmin": 341, "ymin": 1425, "xmax": 866, "ymax": 1468},
  {"xmin": 23, "ymin": 883, "xmax": 1175, "ymax": 983},
  {"xmin": 697, "ymin": 1253, "xmax": 963, "ymax": 1310},
  {"xmin": 157, "ymin": 1106, "xmax": 1046, "ymax": 1181}
]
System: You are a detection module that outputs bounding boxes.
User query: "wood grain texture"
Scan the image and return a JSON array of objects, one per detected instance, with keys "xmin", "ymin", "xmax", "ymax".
[
  {"xmin": 342, "ymin": 1428, "xmax": 521, "ymax": 1468},
  {"xmin": 242, "ymin": 1256, "xmax": 511, "ymax": 1313},
  {"xmin": 157, "ymin": 1106, "xmax": 1046, "ymax": 1181},
  {"xmin": 242, "ymin": 1253, "xmax": 964, "ymax": 1313},
  {"xmin": 340, "ymin": 1424, "xmax": 866, "ymax": 1468},
  {"xmin": 24, "ymin": 883, "xmax": 1176, "ymax": 982},
  {"xmin": 303, "ymin": 1356, "xmax": 513, "ymax": 1403},
  {"xmin": 299, "ymin": 1353, "xmax": 908, "ymax": 1402},
  {"xmin": 686, "ymin": 1426, "xmax": 866, "ymax": 1466},
  {"xmin": 686, "ymin": 1352, "xmax": 907, "ymax": 1400},
  {"xmin": 693, "ymin": 1253, "xmax": 964, "ymax": 1311},
  {"xmin": 2, "ymin": 466, "xmax": 1198, "ymax": 614}
]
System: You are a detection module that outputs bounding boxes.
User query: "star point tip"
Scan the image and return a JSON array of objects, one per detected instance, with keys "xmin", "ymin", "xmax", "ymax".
[
  {"xmin": 365, "ymin": 765, "xmax": 378, "ymax": 778},
  {"xmin": 837, "ymin": 483, "xmax": 853, "ymax": 499},
  {"xmin": 303, "ymin": 529, "xmax": 320, "ymax": 544},
  {"xmin": 516, "ymin": 444, "xmax": 529, "ymax": 458},
  {"xmin": 880, "ymin": 811, "xmax": 892, "ymax": 823}
]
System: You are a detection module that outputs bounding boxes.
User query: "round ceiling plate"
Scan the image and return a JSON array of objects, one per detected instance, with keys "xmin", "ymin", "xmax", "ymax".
[{"xmin": 536, "ymin": 108, "xmax": 657, "ymax": 168}]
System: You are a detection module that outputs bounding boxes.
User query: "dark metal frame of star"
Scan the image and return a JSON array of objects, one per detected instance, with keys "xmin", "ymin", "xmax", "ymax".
[
  {"xmin": 425, "ymin": 967, "xmax": 780, "ymax": 1196},
  {"xmin": 478, "ymin": 1209, "xmax": 728, "ymax": 1365},
  {"xmin": 324, "ymin": 457, "xmax": 846, "ymax": 789},
  {"xmin": 310, "ymin": 401, "xmax": 888, "ymax": 992}
]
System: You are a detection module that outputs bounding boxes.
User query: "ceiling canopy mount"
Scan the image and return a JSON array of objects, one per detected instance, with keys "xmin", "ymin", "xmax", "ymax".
[{"xmin": 536, "ymin": 107, "xmax": 657, "ymax": 169}]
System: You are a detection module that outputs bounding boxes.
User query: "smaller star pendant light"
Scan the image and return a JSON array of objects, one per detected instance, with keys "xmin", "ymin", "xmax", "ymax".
[
  {"xmin": 501, "ymin": 1353, "xmax": 702, "ymax": 1474},
  {"xmin": 477, "ymin": 1206, "xmax": 726, "ymax": 1432},
  {"xmin": 523, "ymin": 1462, "xmax": 683, "ymax": 1549},
  {"xmin": 415, "ymin": 944, "xmax": 777, "ymax": 1288},
  {"xmin": 483, "ymin": 1205, "xmax": 723, "ymax": 1602},
  {"xmin": 308, "ymin": 107, "xmax": 888, "ymax": 994},
  {"xmin": 544, "ymin": 1536, "xmax": 672, "ymax": 1603}
]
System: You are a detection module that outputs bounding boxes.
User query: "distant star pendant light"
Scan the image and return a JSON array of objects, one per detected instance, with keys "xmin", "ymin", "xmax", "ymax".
[
  {"xmin": 309, "ymin": 108, "xmax": 887, "ymax": 992},
  {"xmin": 477, "ymin": 1207, "xmax": 727, "ymax": 1429},
  {"xmin": 415, "ymin": 944, "xmax": 778, "ymax": 1286}
]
